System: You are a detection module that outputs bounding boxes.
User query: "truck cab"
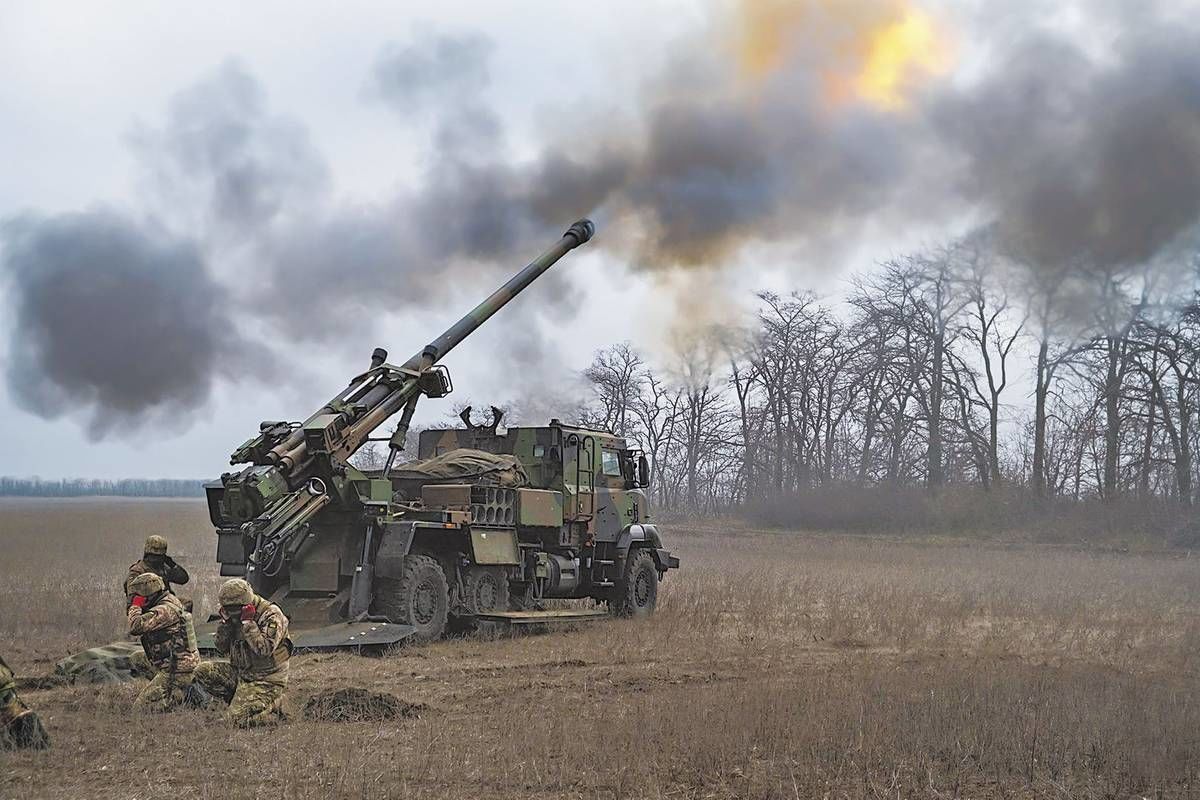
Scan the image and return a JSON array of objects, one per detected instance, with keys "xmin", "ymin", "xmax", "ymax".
[{"xmin": 417, "ymin": 417, "xmax": 653, "ymax": 547}]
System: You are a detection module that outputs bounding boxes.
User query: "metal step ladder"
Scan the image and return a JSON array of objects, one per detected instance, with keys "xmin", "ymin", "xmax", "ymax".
[{"xmin": 589, "ymin": 544, "xmax": 619, "ymax": 588}]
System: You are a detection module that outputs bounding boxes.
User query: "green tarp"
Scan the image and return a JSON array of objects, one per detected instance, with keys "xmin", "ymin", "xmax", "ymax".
[{"xmin": 392, "ymin": 449, "xmax": 528, "ymax": 489}]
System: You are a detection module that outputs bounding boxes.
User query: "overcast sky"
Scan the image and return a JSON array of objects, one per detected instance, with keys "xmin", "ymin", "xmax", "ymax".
[
  {"xmin": 3, "ymin": 0, "xmax": 1199, "ymax": 479},
  {"xmin": 0, "ymin": 1, "xmax": 695, "ymax": 478}
]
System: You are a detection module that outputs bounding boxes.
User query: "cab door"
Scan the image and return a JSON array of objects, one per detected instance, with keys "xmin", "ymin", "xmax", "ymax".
[
  {"xmin": 562, "ymin": 432, "xmax": 595, "ymax": 524},
  {"xmin": 593, "ymin": 446, "xmax": 632, "ymax": 542}
]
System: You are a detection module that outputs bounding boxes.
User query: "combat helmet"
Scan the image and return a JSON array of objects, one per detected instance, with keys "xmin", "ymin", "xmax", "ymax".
[
  {"xmin": 144, "ymin": 535, "xmax": 169, "ymax": 556},
  {"xmin": 128, "ymin": 571, "xmax": 166, "ymax": 599},
  {"xmin": 218, "ymin": 578, "xmax": 254, "ymax": 607}
]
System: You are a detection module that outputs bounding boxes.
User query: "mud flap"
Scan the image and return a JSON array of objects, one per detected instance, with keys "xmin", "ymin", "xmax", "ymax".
[{"xmin": 650, "ymin": 548, "xmax": 680, "ymax": 572}]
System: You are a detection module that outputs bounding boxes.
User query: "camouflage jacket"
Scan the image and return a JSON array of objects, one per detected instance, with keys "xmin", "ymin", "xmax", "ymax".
[
  {"xmin": 127, "ymin": 592, "xmax": 199, "ymax": 674},
  {"xmin": 123, "ymin": 557, "xmax": 189, "ymax": 604},
  {"xmin": 214, "ymin": 597, "xmax": 291, "ymax": 677}
]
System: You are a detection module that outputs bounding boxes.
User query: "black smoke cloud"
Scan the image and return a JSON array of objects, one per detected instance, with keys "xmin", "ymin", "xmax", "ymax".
[{"xmin": 0, "ymin": 210, "xmax": 257, "ymax": 436}]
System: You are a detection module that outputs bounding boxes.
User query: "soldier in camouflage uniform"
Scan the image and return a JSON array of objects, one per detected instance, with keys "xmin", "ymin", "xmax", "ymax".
[
  {"xmin": 0, "ymin": 654, "xmax": 49, "ymax": 750},
  {"xmin": 194, "ymin": 578, "xmax": 292, "ymax": 726},
  {"xmin": 126, "ymin": 572, "xmax": 201, "ymax": 712},
  {"xmin": 123, "ymin": 534, "xmax": 190, "ymax": 606}
]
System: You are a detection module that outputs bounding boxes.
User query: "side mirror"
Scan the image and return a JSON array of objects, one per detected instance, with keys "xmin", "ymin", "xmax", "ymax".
[{"xmin": 637, "ymin": 455, "xmax": 650, "ymax": 487}]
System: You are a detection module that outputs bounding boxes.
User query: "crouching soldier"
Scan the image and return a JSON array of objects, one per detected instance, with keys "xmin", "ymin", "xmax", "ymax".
[
  {"xmin": 127, "ymin": 572, "xmax": 203, "ymax": 712},
  {"xmin": 194, "ymin": 579, "xmax": 292, "ymax": 726},
  {"xmin": 0, "ymin": 654, "xmax": 49, "ymax": 750}
]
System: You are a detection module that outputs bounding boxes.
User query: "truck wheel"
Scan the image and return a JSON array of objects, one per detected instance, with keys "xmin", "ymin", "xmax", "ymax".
[
  {"xmin": 464, "ymin": 566, "xmax": 509, "ymax": 615},
  {"xmin": 611, "ymin": 549, "xmax": 658, "ymax": 617},
  {"xmin": 372, "ymin": 554, "xmax": 449, "ymax": 643}
]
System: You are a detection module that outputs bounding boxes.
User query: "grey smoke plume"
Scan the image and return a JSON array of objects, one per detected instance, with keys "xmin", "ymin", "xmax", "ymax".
[
  {"xmin": 0, "ymin": 210, "xmax": 256, "ymax": 436},
  {"xmin": 7, "ymin": 6, "xmax": 1200, "ymax": 437},
  {"xmin": 131, "ymin": 61, "xmax": 329, "ymax": 241},
  {"xmin": 353, "ymin": 4, "xmax": 1200, "ymax": 275},
  {"xmin": 371, "ymin": 31, "xmax": 493, "ymax": 113},
  {"xmin": 931, "ymin": 22, "xmax": 1200, "ymax": 271}
]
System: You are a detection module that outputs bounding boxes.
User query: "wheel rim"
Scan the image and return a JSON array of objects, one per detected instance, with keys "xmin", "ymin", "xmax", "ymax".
[
  {"xmin": 633, "ymin": 568, "xmax": 653, "ymax": 607},
  {"xmin": 475, "ymin": 577, "xmax": 499, "ymax": 611},
  {"xmin": 413, "ymin": 578, "xmax": 439, "ymax": 625}
]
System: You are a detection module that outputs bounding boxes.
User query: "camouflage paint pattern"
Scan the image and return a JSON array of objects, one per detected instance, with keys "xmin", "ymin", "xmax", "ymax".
[
  {"xmin": 123, "ymin": 556, "xmax": 189, "ymax": 605},
  {"xmin": 54, "ymin": 641, "xmax": 152, "ymax": 684},
  {"xmin": 127, "ymin": 591, "xmax": 200, "ymax": 675},
  {"xmin": 203, "ymin": 221, "xmax": 679, "ymax": 626},
  {"xmin": 0, "ymin": 655, "xmax": 25, "ymax": 728},
  {"xmin": 0, "ymin": 653, "xmax": 49, "ymax": 750},
  {"xmin": 417, "ymin": 422, "xmax": 646, "ymax": 541},
  {"xmin": 193, "ymin": 661, "xmax": 288, "ymax": 726},
  {"xmin": 211, "ymin": 595, "xmax": 291, "ymax": 678},
  {"xmin": 133, "ymin": 669, "xmax": 196, "ymax": 713},
  {"xmin": 209, "ymin": 220, "xmax": 594, "ymax": 542}
]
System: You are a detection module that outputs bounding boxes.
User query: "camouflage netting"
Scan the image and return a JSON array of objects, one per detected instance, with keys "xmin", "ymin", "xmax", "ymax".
[
  {"xmin": 302, "ymin": 687, "xmax": 429, "ymax": 722},
  {"xmin": 54, "ymin": 641, "xmax": 154, "ymax": 685},
  {"xmin": 391, "ymin": 448, "xmax": 528, "ymax": 496}
]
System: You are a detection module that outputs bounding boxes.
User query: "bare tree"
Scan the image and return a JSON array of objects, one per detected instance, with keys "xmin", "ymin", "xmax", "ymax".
[{"xmin": 582, "ymin": 342, "xmax": 644, "ymax": 438}]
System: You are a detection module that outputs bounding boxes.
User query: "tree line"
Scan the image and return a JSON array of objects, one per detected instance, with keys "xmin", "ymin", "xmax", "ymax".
[
  {"xmin": 575, "ymin": 236, "xmax": 1200, "ymax": 536},
  {"xmin": 0, "ymin": 477, "xmax": 206, "ymax": 498}
]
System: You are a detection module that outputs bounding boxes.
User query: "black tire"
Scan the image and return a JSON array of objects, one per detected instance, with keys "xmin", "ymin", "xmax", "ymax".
[
  {"xmin": 611, "ymin": 549, "xmax": 658, "ymax": 618},
  {"xmin": 371, "ymin": 554, "xmax": 449, "ymax": 643},
  {"xmin": 463, "ymin": 566, "xmax": 509, "ymax": 615}
]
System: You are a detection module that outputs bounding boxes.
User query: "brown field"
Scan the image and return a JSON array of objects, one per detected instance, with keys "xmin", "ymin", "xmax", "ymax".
[{"xmin": 2, "ymin": 498, "xmax": 1199, "ymax": 799}]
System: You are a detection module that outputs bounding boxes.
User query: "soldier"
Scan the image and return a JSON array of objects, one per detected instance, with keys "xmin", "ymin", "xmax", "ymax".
[
  {"xmin": 123, "ymin": 534, "xmax": 190, "ymax": 605},
  {"xmin": 194, "ymin": 578, "xmax": 292, "ymax": 726},
  {"xmin": 126, "ymin": 572, "xmax": 201, "ymax": 712},
  {"xmin": 0, "ymin": 654, "xmax": 49, "ymax": 750}
]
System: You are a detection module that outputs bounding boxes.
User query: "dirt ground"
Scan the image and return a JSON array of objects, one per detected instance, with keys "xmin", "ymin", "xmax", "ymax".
[{"xmin": 1, "ymin": 498, "xmax": 1198, "ymax": 799}]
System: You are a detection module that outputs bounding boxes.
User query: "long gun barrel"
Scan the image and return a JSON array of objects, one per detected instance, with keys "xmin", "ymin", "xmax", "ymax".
[
  {"xmin": 214, "ymin": 220, "xmax": 595, "ymax": 587},
  {"xmin": 405, "ymin": 218, "xmax": 594, "ymax": 371},
  {"xmin": 262, "ymin": 218, "xmax": 594, "ymax": 480}
]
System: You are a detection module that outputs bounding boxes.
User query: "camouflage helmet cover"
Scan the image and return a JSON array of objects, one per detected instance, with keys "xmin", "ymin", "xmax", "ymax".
[
  {"xmin": 129, "ymin": 571, "xmax": 165, "ymax": 597},
  {"xmin": 218, "ymin": 578, "xmax": 254, "ymax": 607},
  {"xmin": 143, "ymin": 535, "xmax": 169, "ymax": 556}
]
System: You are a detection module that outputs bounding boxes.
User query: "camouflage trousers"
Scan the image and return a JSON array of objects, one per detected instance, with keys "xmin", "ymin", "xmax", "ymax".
[
  {"xmin": 193, "ymin": 661, "xmax": 288, "ymax": 727},
  {"xmin": 129, "ymin": 650, "xmax": 153, "ymax": 676},
  {"xmin": 133, "ymin": 669, "xmax": 195, "ymax": 713}
]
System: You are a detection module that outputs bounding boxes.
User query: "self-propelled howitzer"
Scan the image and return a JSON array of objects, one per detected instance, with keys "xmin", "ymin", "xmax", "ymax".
[{"xmin": 206, "ymin": 218, "xmax": 679, "ymax": 645}]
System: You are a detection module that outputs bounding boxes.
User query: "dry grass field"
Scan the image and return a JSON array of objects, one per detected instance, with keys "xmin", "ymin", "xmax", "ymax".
[{"xmin": 2, "ymin": 498, "xmax": 1199, "ymax": 799}]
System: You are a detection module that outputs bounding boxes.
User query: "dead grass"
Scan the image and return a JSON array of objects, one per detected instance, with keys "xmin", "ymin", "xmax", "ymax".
[{"xmin": 1, "ymin": 499, "xmax": 1198, "ymax": 798}]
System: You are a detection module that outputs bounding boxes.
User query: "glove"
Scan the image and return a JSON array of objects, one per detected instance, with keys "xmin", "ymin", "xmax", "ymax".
[
  {"xmin": 240, "ymin": 604, "xmax": 257, "ymax": 621},
  {"xmin": 131, "ymin": 595, "xmax": 147, "ymax": 609}
]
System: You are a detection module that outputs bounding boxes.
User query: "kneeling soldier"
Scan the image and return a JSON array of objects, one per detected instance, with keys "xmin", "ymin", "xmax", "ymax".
[
  {"xmin": 194, "ymin": 578, "xmax": 292, "ymax": 726},
  {"xmin": 0, "ymin": 654, "xmax": 49, "ymax": 750},
  {"xmin": 127, "ymin": 572, "xmax": 200, "ymax": 711}
]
